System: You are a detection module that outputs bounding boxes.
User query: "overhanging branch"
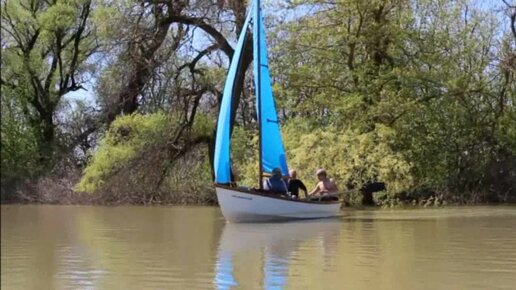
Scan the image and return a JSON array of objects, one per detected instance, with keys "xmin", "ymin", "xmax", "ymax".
[{"xmin": 168, "ymin": 15, "xmax": 234, "ymax": 59}]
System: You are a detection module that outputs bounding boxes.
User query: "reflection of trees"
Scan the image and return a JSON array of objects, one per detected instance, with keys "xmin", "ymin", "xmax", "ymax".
[
  {"xmin": 2, "ymin": 206, "xmax": 224, "ymax": 289},
  {"xmin": 74, "ymin": 207, "xmax": 223, "ymax": 289},
  {"xmin": 4, "ymin": 207, "xmax": 515, "ymax": 289},
  {"xmin": 1, "ymin": 206, "xmax": 79, "ymax": 289}
]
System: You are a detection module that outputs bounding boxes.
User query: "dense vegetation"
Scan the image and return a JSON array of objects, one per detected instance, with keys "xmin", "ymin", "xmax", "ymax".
[{"xmin": 1, "ymin": 0, "xmax": 515, "ymax": 205}]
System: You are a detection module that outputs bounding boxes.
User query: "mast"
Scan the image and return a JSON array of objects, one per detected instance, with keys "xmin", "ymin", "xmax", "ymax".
[{"xmin": 256, "ymin": 0, "xmax": 264, "ymax": 190}]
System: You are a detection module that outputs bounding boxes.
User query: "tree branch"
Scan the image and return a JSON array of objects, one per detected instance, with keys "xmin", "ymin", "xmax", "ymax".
[
  {"xmin": 61, "ymin": 0, "xmax": 92, "ymax": 96},
  {"xmin": 178, "ymin": 44, "xmax": 219, "ymax": 72},
  {"xmin": 168, "ymin": 15, "xmax": 234, "ymax": 59},
  {"xmin": 502, "ymin": 0, "xmax": 516, "ymax": 38}
]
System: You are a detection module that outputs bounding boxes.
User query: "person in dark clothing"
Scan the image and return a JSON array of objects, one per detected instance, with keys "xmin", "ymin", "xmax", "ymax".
[
  {"xmin": 263, "ymin": 168, "xmax": 288, "ymax": 195},
  {"xmin": 287, "ymin": 169, "xmax": 307, "ymax": 198}
]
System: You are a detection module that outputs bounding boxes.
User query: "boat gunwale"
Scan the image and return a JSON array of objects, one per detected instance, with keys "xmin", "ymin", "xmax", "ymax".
[{"xmin": 215, "ymin": 184, "xmax": 341, "ymax": 205}]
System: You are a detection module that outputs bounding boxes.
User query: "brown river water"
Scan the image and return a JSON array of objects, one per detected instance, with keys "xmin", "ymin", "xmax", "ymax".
[{"xmin": 1, "ymin": 205, "xmax": 516, "ymax": 290}]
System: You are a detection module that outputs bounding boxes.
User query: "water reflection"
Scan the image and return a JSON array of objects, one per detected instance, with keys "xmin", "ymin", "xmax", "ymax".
[
  {"xmin": 1, "ymin": 205, "xmax": 224, "ymax": 290},
  {"xmin": 214, "ymin": 220, "xmax": 342, "ymax": 289},
  {"xmin": 2, "ymin": 206, "xmax": 516, "ymax": 290}
]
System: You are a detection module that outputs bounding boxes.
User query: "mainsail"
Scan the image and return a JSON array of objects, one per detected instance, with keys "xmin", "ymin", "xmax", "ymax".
[
  {"xmin": 253, "ymin": 0, "xmax": 289, "ymax": 176},
  {"xmin": 213, "ymin": 4, "xmax": 253, "ymax": 184}
]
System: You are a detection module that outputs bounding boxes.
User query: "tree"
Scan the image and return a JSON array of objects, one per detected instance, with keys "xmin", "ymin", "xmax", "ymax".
[
  {"xmin": 271, "ymin": 0, "xmax": 515, "ymax": 200},
  {"xmin": 94, "ymin": 0, "xmax": 255, "ymax": 178},
  {"xmin": 1, "ymin": 0, "xmax": 98, "ymax": 164}
]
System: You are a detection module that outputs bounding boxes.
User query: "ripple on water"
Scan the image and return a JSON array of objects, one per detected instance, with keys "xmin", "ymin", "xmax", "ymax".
[{"xmin": 2, "ymin": 205, "xmax": 516, "ymax": 290}]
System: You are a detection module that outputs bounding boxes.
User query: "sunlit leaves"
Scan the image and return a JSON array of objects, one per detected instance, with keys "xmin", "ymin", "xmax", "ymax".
[
  {"xmin": 269, "ymin": 0, "xmax": 515, "ymax": 197},
  {"xmin": 76, "ymin": 112, "xmax": 215, "ymax": 194},
  {"xmin": 76, "ymin": 112, "xmax": 169, "ymax": 193}
]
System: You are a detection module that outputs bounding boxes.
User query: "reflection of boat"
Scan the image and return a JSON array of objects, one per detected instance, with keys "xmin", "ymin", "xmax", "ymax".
[
  {"xmin": 213, "ymin": 0, "xmax": 341, "ymax": 223},
  {"xmin": 214, "ymin": 220, "xmax": 342, "ymax": 289},
  {"xmin": 218, "ymin": 220, "xmax": 342, "ymax": 252}
]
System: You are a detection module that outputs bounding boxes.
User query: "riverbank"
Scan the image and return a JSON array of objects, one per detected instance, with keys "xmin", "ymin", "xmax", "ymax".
[
  {"xmin": 3, "ymin": 182, "xmax": 514, "ymax": 207},
  {"xmin": 1, "ymin": 174, "xmax": 218, "ymax": 206},
  {"xmin": 2, "ymin": 188, "xmax": 219, "ymax": 206},
  {"xmin": 3, "ymin": 170, "xmax": 515, "ymax": 207}
]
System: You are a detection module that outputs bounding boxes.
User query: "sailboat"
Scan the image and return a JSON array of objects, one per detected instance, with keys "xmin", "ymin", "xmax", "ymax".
[{"xmin": 213, "ymin": 0, "xmax": 341, "ymax": 223}]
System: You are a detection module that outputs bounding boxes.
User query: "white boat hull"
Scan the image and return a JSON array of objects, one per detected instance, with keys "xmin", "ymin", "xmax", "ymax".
[{"xmin": 216, "ymin": 186, "xmax": 342, "ymax": 223}]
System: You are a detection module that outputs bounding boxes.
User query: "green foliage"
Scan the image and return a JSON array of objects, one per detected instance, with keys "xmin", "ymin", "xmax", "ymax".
[
  {"xmin": 38, "ymin": 1, "xmax": 76, "ymax": 32},
  {"xmin": 2, "ymin": 0, "xmax": 514, "ymax": 205},
  {"xmin": 270, "ymin": 0, "xmax": 515, "ymax": 200},
  {"xmin": 497, "ymin": 113, "xmax": 516, "ymax": 152},
  {"xmin": 232, "ymin": 120, "xmax": 413, "ymax": 194},
  {"xmin": 231, "ymin": 126, "xmax": 259, "ymax": 186},
  {"xmin": 1, "ymin": 101, "xmax": 42, "ymax": 194},
  {"xmin": 1, "ymin": 0, "xmax": 98, "ymax": 195},
  {"xmin": 164, "ymin": 146, "xmax": 215, "ymax": 204},
  {"xmin": 76, "ymin": 112, "xmax": 169, "ymax": 193},
  {"xmin": 76, "ymin": 112, "xmax": 216, "ymax": 202}
]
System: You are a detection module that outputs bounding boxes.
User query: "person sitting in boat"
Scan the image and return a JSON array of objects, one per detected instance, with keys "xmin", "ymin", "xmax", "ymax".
[
  {"xmin": 287, "ymin": 169, "xmax": 307, "ymax": 198},
  {"xmin": 263, "ymin": 168, "xmax": 288, "ymax": 195},
  {"xmin": 308, "ymin": 168, "xmax": 339, "ymax": 196}
]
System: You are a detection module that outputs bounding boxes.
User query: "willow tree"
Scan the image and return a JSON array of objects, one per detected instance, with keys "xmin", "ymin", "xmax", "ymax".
[{"xmin": 1, "ymin": 0, "xmax": 98, "ymax": 194}]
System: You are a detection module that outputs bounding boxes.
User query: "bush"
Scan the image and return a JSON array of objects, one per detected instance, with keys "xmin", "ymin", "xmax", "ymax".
[
  {"xmin": 231, "ymin": 118, "xmax": 414, "ymax": 196},
  {"xmin": 76, "ymin": 112, "xmax": 169, "ymax": 193},
  {"xmin": 75, "ymin": 112, "xmax": 217, "ymax": 204}
]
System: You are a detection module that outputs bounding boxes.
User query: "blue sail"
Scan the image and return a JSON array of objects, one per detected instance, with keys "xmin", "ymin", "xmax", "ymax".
[
  {"xmin": 253, "ymin": 2, "xmax": 289, "ymax": 176},
  {"xmin": 214, "ymin": 3, "xmax": 254, "ymax": 184}
]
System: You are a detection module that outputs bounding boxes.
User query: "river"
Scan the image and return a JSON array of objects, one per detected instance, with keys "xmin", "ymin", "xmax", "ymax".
[{"xmin": 1, "ymin": 205, "xmax": 515, "ymax": 289}]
